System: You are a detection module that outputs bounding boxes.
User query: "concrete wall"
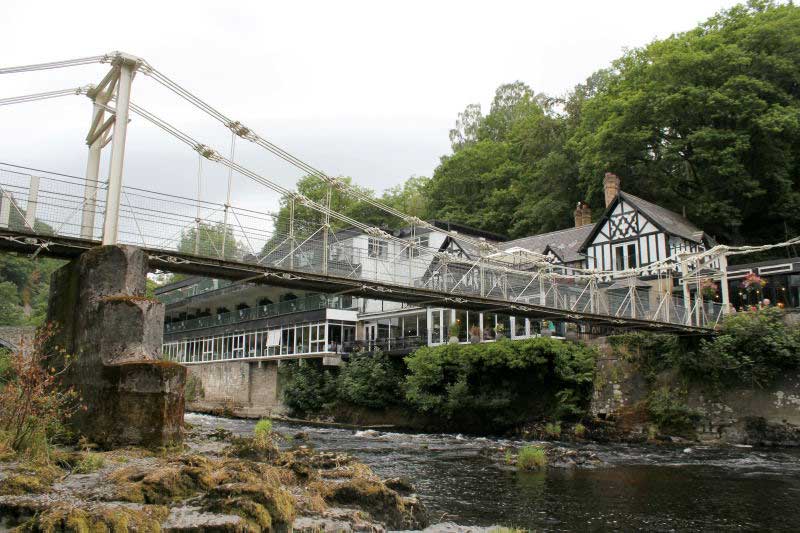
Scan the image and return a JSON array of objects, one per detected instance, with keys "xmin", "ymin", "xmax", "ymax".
[{"xmin": 186, "ymin": 359, "xmax": 286, "ymax": 417}]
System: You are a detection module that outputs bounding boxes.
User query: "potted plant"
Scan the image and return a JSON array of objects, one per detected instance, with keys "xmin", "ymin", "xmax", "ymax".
[
  {"xmin": 741, "ymin": 272, "xmax": 767, "ymax": 292},
  {"xmin": 448, "ymin": 322, "xmax": 460, "ymax": 344},
  {"xmin": 494, "ymin": 323, "xmax": 506, "ymax": 339},
  {"xmin": 700, "ymin": 279, "xmax": 718, "ymax": 300}
]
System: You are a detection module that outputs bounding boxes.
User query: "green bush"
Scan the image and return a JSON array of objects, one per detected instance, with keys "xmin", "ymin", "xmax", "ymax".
[
  {"xmin": 608, "ymin": 332, "xmax": 687, "ymax": 383},
  {"xmin": 280, "ymin": 360, "xmax": 337, "ymax": 416},
  {"xmin": 0, "ymin": 349, "xmax": 13, "ymax": 386},
  {"xmin": 254, "ymin": 419, "xmax": 272, "ymax": 437},
  {"xmin": 517, "ymin": 445, "xmax": 547, "ymax": 471},
  {"xmin": 403, "ymin": 337, "xmax": 596, "ymax": 430},
  {"xmin": 544, "ymin": 421, "xmax": 561, "ymax": 438},
  {"xmin": 683, "ymin": 308, "xmax": 800, "ymax": 388},
  {"xmin": 336, "ymin": 351, "xmax": 406, "ymax": 409},
  {"xmin": 646, "ymin": 386, "xmax": 700, "ymax": 435}
]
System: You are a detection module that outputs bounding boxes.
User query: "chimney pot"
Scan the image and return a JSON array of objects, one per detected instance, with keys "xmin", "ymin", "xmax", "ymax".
[
  {"xmin": 603, "ymin": 172, "xmax": 620, "ymax": 208},
  {"xmin": 574, "ymin": 201, "xmax": 592, "ymax": 227}
]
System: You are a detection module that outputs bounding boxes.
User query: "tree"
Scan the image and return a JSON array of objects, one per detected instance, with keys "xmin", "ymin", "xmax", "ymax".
[
  {"xmin": 178, "ymin": 221, "xmax": 244, "ymax": 261},
  {"xmin": 0, "ymin": 281, "xmax": 23, "ymax": 326},
  {"xmin": 427, "ymin": 80, "xmax": 580, "ymax": 238},
  {"xmin": 449, "ymin": 103, "xmax": 483, "ymax": 152},
  {"xmin": 261, "ymin": 174, "xmax": 432, "ymax": 258},
  {"xmin": 0, "ymin": 254, "xmax": 63, "ymax": 327},
  {"xmin": 570, "ymin": 0, "xmax": 800, "ymax": 245}
]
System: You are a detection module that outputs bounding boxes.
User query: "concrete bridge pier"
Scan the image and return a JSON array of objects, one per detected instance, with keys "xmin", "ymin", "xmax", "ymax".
[{"xmin": 47, "ymin": 244, "xmax": 185, "ymax": 448}]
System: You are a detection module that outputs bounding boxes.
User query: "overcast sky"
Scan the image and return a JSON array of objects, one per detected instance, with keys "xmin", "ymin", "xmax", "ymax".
[{"xmin": 1, "ymin": 0, "xmax": 742, "ymax": 215}]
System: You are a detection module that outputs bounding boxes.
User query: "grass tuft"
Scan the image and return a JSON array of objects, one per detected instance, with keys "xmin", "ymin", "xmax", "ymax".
[{"xmin": 517, "ymin": 445, "xmax": 547, "ymax": 471}]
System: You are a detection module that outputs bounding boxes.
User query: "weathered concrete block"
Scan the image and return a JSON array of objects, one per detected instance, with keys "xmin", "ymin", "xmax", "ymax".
[{"xmin": 47, "ymin": 245, "xmax": 185, "ymax": 448}]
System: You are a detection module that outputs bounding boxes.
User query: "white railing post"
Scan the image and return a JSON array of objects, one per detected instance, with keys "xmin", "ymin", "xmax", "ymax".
[
  {"xmin": 719, "ymin": 253, "xmax": 731, "ymax": 316},
  {"xmin": 24, "ymin": 175, "xmax": 39, "ymax": 230},
  {"xmin": 102, "ymin": 57, "xmax": 136, "ymax": 245},
  {"xmin": 680, "ymin": 257, "xmax": 692, "ymax": 326},
  {"xmin": 0, "ymin": 190, "xmax": 11, "ymax": 229}
]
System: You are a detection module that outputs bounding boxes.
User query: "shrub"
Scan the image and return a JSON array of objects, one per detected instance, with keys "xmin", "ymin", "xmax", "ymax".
[
  {"xmin": 608, "ymin": 332, "xmax": 686, "ymax": 383},
  {"xmin": 686, "ymin": 308, "xmax": 800, "ymax": 388},
  {"xmin": 544, "ymin": 421, "xmax": 561, "ymax": 438},
  {"xmin": 403, "ymin": 338, "xmax": 596, "ymax": 430},
  {"xmin": 573, "ymin": 423, "xmax": 586, "ymax": 438},
  {"xmin": 336, "ymin": 351, "xmax": 405, "ymax": 409},
  {"xmin": 280, "ymin": 360, "xmax": 337, "ymax": 416},
  {"xmin": 0, "ymin": 326, "xmax": 79, "ymax": 461},
  {"xmin": 646, "ymin": 386, "xmax": 700, "ymax": 435},
  {"xmin": 0, "ymin": 348, "xmax": 13, "ymax": 385},
  {"xmin": 517, "ymin": 445, "xmax": 547, "ymax": 471}
]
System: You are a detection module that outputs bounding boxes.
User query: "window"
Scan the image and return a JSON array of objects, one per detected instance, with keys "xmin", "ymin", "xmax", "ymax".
[
  {"xmin": 202, "ymin": 338, "xmax": 213, "ymax": 361},
  {"xmin": 310, "ymin": 323, "xmax": 325, "ymax": 352},
  {"xmin": 330, "ymin": 243, "xmax": 354, "ymax": 264},
  {"xmin": 368, "ymin": 238, "xmax": 387, "ymax": 259},
  {"xmin": 403, "ymin": 235, "xmax": 429, "ymax": 258},
  {"xmin": 612, "ymin": 242, "xmax": 639, "ymax": 270}
]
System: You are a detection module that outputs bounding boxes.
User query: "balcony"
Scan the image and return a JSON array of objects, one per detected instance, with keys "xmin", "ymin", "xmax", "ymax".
[{"xmin": 164, "ymin": 294, "xmax": 355, "ymax": 334}]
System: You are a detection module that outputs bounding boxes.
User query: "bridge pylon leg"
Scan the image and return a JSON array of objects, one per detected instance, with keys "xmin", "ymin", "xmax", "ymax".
[
  {"xmin": 81, "ymin": 102, "xmax": 104, "ymax": 240},
  {"xmin": 102, "ymin": 60, "xmax": 135, "ymax": 245}
]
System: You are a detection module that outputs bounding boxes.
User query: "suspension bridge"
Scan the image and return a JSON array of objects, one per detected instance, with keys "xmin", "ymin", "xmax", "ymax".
[{"xmin": 2, "ymin": 52, "xmax": 794, "ymax": 335}]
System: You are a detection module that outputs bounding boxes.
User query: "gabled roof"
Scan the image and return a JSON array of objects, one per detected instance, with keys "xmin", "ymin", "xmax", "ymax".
[
  {"xmin": 579, "ymin": 191, "xmax": 709, "ymax": 252},
  {"xmin": 500, "ymin": 224, "xmax": 594, "ymax": 264},
  {"xmin": 621, "ymin": 192, "xmax": 705, "ymax": 243}
]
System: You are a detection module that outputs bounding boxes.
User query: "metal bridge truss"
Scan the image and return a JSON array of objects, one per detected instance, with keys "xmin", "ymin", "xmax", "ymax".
[{"xmin": 0, "ymin": 164, "xmax": 724, "ymax": 333}]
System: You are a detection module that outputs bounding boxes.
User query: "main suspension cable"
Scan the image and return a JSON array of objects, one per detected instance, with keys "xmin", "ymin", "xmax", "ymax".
[
  {"xmin": 0, "ymin": 86, "xmax": 91, "ymax": 107},
  {"xmin": 0, "ymin": 55, "xmax": 107, "ymax": 75}
]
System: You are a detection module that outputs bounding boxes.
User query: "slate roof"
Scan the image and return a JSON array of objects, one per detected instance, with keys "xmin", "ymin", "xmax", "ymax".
[
  {"xmin": 500, "ymin": 224, "xmax": 594, "ymax": 264},
  {"xmin": 619, "ymin": 192, "xmax": 706, "ymax": 244}
]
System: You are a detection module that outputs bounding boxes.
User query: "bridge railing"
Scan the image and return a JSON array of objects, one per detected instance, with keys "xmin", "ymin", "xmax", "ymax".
[{"xmin": 0, "ymin": 164, "xmax": 725, "ymax": 330}]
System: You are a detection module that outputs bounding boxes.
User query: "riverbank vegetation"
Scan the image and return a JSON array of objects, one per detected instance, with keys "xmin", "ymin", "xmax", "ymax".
[
  {"xmin": 280, "ymin": 338, "xmax": 598, "ymax": 433},
  {"xmin": 609, "ymin": 308, "xmax": 800, "ymax": 435},
  {"xmin": 612, "ymin": 308, "xmax": 800, "ymax": 391},
  {"xmin": 0, "ymin": 328, "xmax": 78, "ymax": 462}
]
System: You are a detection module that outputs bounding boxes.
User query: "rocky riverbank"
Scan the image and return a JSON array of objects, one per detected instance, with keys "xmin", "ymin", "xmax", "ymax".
[{"xmin": 0, "ymin": 422, "xmax": 429, "ymax": 532}]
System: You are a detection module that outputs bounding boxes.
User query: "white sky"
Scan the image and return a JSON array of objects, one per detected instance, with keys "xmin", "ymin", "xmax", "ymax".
[{"xmin": 1, "ymin": 0, "xmax": 742, "ymax": 215}]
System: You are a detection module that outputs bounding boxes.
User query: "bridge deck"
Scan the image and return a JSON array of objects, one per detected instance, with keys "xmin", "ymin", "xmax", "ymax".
[{"xmin": 0, "ymin": 229, "xmax": 712, "ymax": 335}]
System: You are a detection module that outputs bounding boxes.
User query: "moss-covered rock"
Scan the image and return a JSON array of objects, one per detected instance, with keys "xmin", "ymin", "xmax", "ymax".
[
  {"xmin": 0, "ymin": 463, "xmax": 62, "ymax": 495},
  {"xmin": 18, "ymin": 503, "xmax": 169, "ymax": 532},
  {"xmin": 313, "ymin": 477, "xmax": 428, "ymax": 530},
  {"xmin": 225, "ymin": 436, "xmax": 279, "ymax": 463},
  {"xmin": 202, "ymin": 482, "xmax": 296, "ymax": 531}
]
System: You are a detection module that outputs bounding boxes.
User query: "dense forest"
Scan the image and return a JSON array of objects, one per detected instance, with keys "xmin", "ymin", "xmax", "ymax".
[{"xmin": 1, "ymin": 1, "xmax": 799, "ymax": 326}]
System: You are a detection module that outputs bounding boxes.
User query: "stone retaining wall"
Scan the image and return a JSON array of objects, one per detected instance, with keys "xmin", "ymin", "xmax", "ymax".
[
  {"xmin": 0, "ymin": 326, "xmax": 35, "ymax": 352},
  {"xmin": 185, "ymin": 359, "xmax": 286, "ymax": 418}
]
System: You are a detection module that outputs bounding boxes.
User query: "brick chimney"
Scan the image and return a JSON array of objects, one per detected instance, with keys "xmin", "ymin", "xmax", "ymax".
[
  {"xmin": 603, "ymin": 172, "xmax": 620, "ymax": 208},
  {"xmin": 574, "ymin": 201, "xmax": 592, "ymax": 227}
]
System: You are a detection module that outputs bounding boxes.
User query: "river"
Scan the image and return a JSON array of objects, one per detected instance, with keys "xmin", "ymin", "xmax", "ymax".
[{"xmin": 186, "ymin": 413, "xmax": 800, "ymax": 532}]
